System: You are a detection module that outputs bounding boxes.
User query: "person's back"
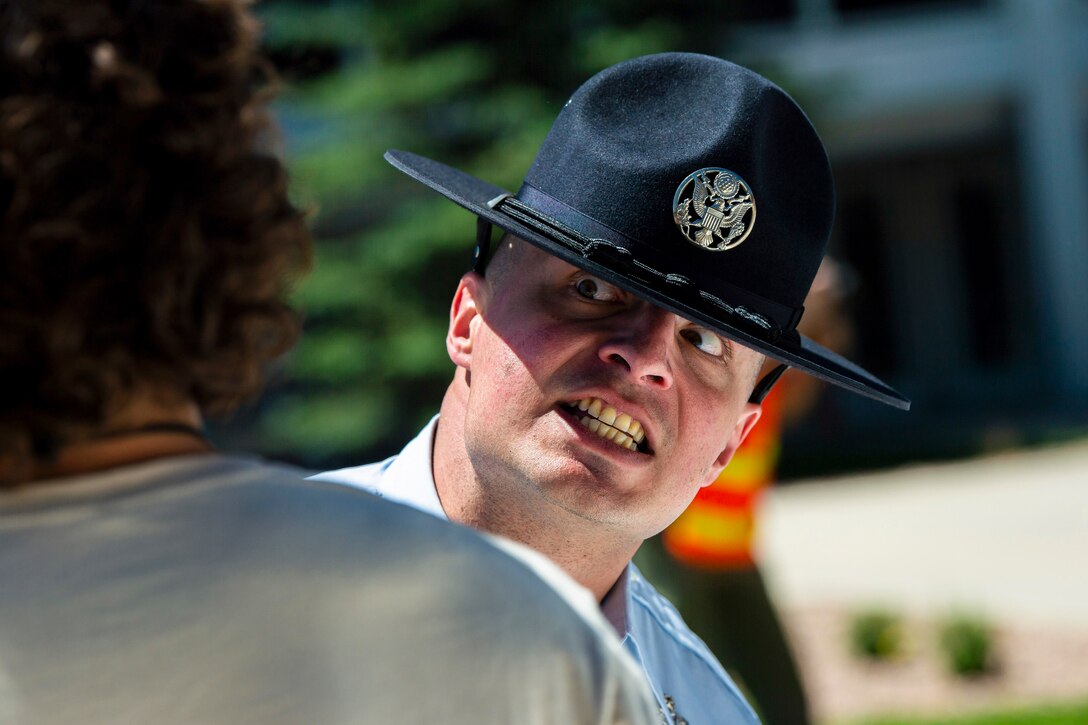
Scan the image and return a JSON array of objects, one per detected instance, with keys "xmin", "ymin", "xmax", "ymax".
[
  {"xmin": 0, "ymin": 454, "xmax": 652, "ymax": 723},
  {"xmin": 0, "ymin": 1, "xmax": 655, "ymax": 721}
]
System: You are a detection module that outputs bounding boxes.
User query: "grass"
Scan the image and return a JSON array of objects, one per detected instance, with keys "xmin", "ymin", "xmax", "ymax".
[{"xmin": 838, "ymin": 700, "xmax": 1088, "ymax": 725}]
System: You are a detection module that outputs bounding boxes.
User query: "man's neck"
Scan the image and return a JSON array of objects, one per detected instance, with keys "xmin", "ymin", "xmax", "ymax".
[
  {"xmin": 433, "ymin": 385, "xmax": 637, "ymax": 601},
  {"xmin": 29, "ymin": 394, "xmax": 209, "ymax": 482}
]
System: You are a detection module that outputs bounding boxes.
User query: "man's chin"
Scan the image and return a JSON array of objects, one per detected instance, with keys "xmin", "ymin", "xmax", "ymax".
[{"xmin": 531, "ymin": 471, "xmax": 647, "ymax": 530}]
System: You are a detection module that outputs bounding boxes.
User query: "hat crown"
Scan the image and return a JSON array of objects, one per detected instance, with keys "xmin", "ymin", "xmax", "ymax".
[{"xmin": 524, "ymin": 53, "xmax": 833, "ymax": 312}]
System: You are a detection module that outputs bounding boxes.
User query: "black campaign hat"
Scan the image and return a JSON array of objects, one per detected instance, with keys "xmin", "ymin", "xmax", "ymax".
[{"xmin": 386, "ymin": 52, "xmax": 909, "ymax": 410}]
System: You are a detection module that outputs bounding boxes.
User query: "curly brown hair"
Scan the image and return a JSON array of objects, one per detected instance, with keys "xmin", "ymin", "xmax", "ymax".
[{"xmin": 0, "ymin": 0, "xmax": 312, "ymax": 474}]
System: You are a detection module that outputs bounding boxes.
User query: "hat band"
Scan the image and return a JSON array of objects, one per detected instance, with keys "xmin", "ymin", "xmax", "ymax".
[{"xmin": 502, "ymin": 184, "xmax": 804, "ymax": 338}]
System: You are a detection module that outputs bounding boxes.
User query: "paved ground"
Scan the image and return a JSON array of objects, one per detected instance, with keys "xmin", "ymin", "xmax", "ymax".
[
  {"xmin": 757, "ymin": 439, "xmax": 1088, "ymax": 721},
  {"xmin": 758, "ymin": 438, "xmax": 1088, "ymax": 630}
]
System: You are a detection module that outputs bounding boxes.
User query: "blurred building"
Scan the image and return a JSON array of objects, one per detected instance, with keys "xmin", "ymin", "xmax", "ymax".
[{"xmin": 724, "ymin": 0, "xmax": 1088, "ymax": 470}]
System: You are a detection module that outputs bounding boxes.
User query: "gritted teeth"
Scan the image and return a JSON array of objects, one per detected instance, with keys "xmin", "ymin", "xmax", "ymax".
[{"xmin": 566, "ymin": 397, "xmax": 650, "ymax": 453}]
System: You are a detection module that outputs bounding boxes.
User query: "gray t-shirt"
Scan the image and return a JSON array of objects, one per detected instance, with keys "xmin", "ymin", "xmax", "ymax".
[{"xmin": 0, "ymin": 454, "xmax": 656, "ymax": 724}]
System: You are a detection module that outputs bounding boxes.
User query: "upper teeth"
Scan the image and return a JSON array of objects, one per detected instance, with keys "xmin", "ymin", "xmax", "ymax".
[{"xmin": 573, "ymin": 397, "xmax": 646, "ymax": 452}]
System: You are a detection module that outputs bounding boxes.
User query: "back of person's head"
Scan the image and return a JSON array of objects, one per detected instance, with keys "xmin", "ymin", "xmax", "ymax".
[{"xmin": 0, "ymin": 0, "xmax": 311, "ymax": 481}]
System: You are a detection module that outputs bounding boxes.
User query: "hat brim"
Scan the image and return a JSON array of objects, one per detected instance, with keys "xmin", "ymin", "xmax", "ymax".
[{"xmin": 386, "ymin": 149, "xmax": 910, "ymax": 411}]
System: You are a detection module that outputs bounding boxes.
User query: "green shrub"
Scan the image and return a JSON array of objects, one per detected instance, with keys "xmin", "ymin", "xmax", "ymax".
[
  {"xmin": 938, "ymin": 613, "xmax": 996, "ymax": 676},
  {"xmin": 849, "ymin": 609, "xmax": 904, "ymax": 660}
]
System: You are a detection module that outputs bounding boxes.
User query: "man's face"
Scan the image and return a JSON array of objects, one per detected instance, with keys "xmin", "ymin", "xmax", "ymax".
[{"xmin": 448, "ymin": 240, "xmax": 763, "ymax": 542}]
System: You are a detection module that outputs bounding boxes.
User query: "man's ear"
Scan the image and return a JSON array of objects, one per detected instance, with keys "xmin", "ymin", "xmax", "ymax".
[
  {"xmin": 447, "ymin": 272, "xmax": 485, "ymax": 370},
  {"xmin": 703, "ymin": 403, "xmax": 762, "ymax": 487}
]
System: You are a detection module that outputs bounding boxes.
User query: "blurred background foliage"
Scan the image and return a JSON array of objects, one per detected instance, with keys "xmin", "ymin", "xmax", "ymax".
[
  {"xmin": 226, "ymin": 0, "xmax": 764, "ymax": 468},
  {"xmin": 218, "ymin": 0, "xmax": 1088, "ymax": 473}
]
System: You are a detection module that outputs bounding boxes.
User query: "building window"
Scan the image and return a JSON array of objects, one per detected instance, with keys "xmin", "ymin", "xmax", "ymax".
[
  {"xmin": 837, "ymin": 196, "xmax": 898, "ymax": 376},
  {"xmin": 835, "ymin": 0, "xmax": 983, "ymax": 15},
  {"xmin": 952, "ymin": 181, "xmax": 1015, "ymax": 367}
]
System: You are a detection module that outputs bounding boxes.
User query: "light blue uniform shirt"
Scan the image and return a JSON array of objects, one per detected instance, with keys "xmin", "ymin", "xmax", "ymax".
[{"xmin": 313, "ymin": 417, "xmax": 761, "ymax": 725}]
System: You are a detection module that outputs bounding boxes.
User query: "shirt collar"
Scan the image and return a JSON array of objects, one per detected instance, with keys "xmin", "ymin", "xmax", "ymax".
[
  {"xmin": 600, "ymin": 564, "xmax": 631, "ymax": 637},
  {"xmin": 381, "ymin": 415, "xmax": 447, "ymax": 520}
]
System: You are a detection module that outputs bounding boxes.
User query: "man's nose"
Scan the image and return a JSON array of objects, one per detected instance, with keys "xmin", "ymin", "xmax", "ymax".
[{"xmin": 597, "ymin": 305, "xmax": 675, "ymax": 389}]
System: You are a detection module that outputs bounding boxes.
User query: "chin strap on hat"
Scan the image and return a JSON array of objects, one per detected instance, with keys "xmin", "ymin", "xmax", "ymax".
[
  {"xmin": 492, "ymin": 195, "xmax": 783, "ymax": 339},
  {"xmin": 473, "ymin": 194, "xmax": 515, "ymax": 275},
  {"xmin": 749, "ymin": 363, "xmax": 788, "ymax": 405},
  {"xmin": 473, "ymin": 217, "xmax": 493, "ymax": 275}
]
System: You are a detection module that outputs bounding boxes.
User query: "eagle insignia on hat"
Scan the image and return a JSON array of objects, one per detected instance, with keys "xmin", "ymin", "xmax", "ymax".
[{"xmin": 672, "ymin": 168, "xmax": 756, "ymax": 251}]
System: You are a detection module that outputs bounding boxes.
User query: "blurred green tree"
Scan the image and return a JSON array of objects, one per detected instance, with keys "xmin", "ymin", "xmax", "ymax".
[{"xmin": 237, "ymin": 0, "xmax": 744, "ymax": 467}]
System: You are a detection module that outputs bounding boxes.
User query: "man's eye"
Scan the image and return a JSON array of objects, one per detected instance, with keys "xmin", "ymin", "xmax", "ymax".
[
  {"xmin": 574, "ymin": 276, "xmax": 619, "ymax": 302},
  {"xmin": 680, "ymin": 327, "xmax": 724, "ymax": 356}
]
